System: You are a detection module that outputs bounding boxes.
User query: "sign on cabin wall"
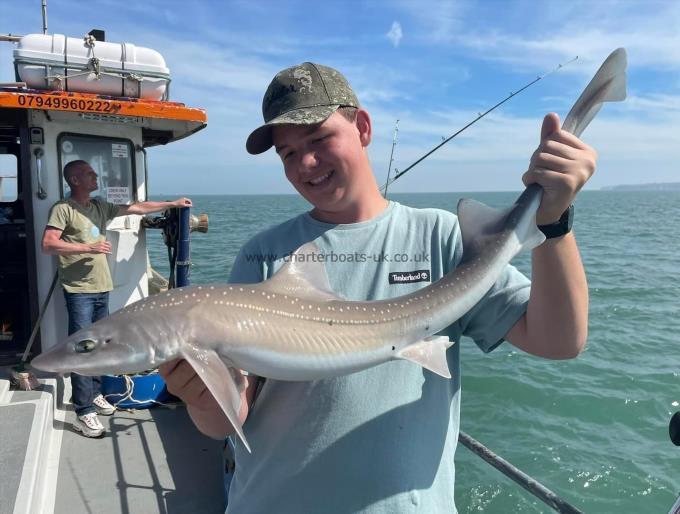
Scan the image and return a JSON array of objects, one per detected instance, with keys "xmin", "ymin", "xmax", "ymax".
[{"xmin": 107, "ymin": 187, "xmax": 130, "ymax": 205}]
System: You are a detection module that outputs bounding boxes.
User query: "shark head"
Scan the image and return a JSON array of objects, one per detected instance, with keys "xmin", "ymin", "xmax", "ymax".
[{"xmin": 31, "ymin": 313, "xmax": 169, "ymax": 376}]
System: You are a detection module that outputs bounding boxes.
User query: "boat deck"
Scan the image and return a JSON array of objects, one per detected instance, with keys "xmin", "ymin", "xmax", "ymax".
[{"xmin": 1, "ymin": 370, "xmax": 226, "ymax": 514}]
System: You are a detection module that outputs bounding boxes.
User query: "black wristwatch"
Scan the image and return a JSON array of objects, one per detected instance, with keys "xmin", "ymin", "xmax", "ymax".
[{"xmin": 538, "ymin": 205, "xmax": 574, "ymax": 239}]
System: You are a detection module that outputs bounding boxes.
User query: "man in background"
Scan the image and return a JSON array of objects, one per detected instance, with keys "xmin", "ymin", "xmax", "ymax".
[{"xmin": 42, "ymin": 159, "xmax": 191, "ymax": 437}]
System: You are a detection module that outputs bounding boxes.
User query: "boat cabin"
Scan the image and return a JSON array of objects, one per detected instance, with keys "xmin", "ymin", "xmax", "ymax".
[{"xmin": 0, "ymin": 31, "xmax": 207, "ymax": 363}]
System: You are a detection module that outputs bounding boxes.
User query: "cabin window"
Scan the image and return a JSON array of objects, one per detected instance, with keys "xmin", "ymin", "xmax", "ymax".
[
  {"xmin": 58, "ymin": 134, "xmax": 136, "ymax": 204},
  {"xmin": 0, "ymin": 154, "xmax": 18, "ymax": 205}
]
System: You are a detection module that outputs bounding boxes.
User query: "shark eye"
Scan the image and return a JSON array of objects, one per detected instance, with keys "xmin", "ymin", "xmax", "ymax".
[{"xmin": 75, "ymin": 339, "xmax": 97, "ymax": 353}]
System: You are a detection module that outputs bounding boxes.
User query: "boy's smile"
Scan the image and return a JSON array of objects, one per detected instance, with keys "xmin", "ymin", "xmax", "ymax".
[{"xmin": 273, "ymin": 110, "xmax": 386, "ymax": 224}]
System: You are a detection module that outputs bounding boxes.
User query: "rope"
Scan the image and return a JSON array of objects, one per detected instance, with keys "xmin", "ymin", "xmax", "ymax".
[
  {"xmin": 103, "ymin": 371, "xmax": 177, "ymax": 410},
  {"xmin": 21, "ymin": 271, "xmax": 59, "ymax": 363},
  {"xmin": 43, "ymin": 33, "xmax": 145, "ymax": 90}
]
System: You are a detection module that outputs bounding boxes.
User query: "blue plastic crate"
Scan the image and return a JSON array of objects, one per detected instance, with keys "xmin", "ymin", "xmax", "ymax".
[{"xmin": 101, "ymin": 372, "xmax": 170, "ymax": 409}]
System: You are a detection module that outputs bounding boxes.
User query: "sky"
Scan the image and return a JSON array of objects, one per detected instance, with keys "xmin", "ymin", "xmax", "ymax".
[{"xmin": 1, "ymin": 0, "xmax": 678, "ymax": 195}]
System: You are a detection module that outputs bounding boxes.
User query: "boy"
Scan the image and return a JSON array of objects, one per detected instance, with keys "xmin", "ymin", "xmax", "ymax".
[{"xmin": 161, "ymin": 62, "xmax": 595, "ymax": 512}]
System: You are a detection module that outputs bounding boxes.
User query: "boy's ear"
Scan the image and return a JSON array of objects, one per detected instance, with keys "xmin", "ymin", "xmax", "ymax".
[{"xmin": 356, "ymin": 109, "xmax": 372, "ymax": 147}]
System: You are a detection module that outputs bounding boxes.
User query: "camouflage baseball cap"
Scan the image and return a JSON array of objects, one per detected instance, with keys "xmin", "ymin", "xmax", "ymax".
[{"xmin": 246, "ymin": 62, "xmax": 360, "ymax": 154}]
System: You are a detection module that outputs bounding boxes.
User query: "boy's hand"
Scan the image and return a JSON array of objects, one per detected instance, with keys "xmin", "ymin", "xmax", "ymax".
[{"xmin": 522, "ymin": 113, "xmax": 597, "ymax": 225}]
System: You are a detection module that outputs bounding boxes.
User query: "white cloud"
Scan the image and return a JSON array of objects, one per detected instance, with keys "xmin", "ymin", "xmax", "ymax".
[
  {"xmin": 4, "ymin": 0, "xmax": 678, "ymax": 194},
  {"xmin": 365, "ymin": 88, "xmax": 680, "ymax": 194},
  {"xmin": 386, "ymin": 21, "xmax": 403, "ymax": 48},
  {"xmin": 396, "ymin": 0, "xmax": 466, "ymax": 43},
  {"xmin": 623, "ymin": 93, "xmax": 680, "ymax": 114},
  {"xmin": 397, "ymin": 0, "xmax": 680, "ymax": 73}
]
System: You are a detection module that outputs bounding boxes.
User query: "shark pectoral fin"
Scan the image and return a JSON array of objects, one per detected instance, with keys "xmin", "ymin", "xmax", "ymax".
[
  {"xmin": 181, "ymin": 346, "xmax": 252, "ymax": 453},
  {"xmin": 397, "ymin": 336, "xmax": 455, "ymax": 378},
  {"xmin": 228, "ymin": 367, "xmax": 248, "ymax": 395}
]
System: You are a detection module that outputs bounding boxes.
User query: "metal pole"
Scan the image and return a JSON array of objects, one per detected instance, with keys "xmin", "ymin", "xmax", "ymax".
[
  {"xmin": 458, "ymin": 431, "xmax": 584, "ymax": 514},
  {"xmin": 175, "ymin": 206, "xmax": 191, "ymax": 287},
  {"xmin": 41, "ymin": 0, "xmax": 48, "ymax": 34}
]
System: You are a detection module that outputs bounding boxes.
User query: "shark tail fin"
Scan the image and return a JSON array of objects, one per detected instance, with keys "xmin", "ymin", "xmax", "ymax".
[
  {"xmin": 562, "ymin": 48, "xmax": 627, "ymax": 138},
  {"xmin": 397, "ymin": 336, "xmax": 455, "ymax": 378}
]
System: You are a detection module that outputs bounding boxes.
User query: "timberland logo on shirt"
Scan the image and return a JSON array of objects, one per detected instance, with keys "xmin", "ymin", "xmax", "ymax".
[{"xmin": 388, "ymin": 270, "xmax": 431, "ymax": 284}]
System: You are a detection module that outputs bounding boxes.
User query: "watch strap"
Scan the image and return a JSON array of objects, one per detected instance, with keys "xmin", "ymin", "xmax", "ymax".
[{"xmin": 538, "ymin": 204, "xmax": 574, "ymax": 239}]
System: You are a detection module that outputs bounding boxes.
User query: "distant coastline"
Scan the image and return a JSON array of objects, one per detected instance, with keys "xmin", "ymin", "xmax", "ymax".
[
  {"xmin": 152, "ymin": 184, "xmax": 680, "ymax": 196},
  {"xmin": 600, "ymin": 182, "xmax": 680, "ymax": 191}
]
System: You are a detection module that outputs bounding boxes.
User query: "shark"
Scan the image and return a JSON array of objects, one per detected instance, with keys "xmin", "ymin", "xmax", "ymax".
[{"xmin": 31, "ymin": 48, "xmax": 627, "ymax": 452}]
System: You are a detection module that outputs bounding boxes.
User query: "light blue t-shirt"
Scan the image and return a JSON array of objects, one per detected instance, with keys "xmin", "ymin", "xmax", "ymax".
[{"xmin": 225, "ymin": 201, "xmax": 530, "ymax": 514}]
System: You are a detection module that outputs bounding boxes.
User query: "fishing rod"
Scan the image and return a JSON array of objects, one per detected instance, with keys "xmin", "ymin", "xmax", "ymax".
[
  {"xmin": 460, "ymin": 46, "xmax": 625, "ymax": 513},
  {"xmin": 379, "ymin": 56, "xmax": 578, "ymax": 193},
  {"xmin": 382, "ymin": 119, "xmax": 399, "ymax": 198}
]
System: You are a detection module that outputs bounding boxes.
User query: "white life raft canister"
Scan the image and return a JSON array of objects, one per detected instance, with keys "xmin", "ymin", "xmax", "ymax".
[{"xmin": 14, "ymin": 33, "xmax": 170, "ymax": 100}]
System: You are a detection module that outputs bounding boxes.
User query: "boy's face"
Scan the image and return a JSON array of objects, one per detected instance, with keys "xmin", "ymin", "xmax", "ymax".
[{"xmin": 272, "ymin": 111, "xmax": 372, "ymax": 223}]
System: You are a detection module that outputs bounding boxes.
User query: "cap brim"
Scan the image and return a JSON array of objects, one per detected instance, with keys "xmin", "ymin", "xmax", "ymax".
[{"xmin": 246, "ymin": 105, "xmax": 340, "ymax": 155}]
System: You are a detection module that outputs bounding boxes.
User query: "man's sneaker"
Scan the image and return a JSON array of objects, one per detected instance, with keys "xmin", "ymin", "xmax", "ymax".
[
  {"xmin": 73, "ymin": 412, "xmax": 105, "ymax": 438},
  {"xmin": 93, "ymin": 394, "xmax": 116, "ymax": 415}
]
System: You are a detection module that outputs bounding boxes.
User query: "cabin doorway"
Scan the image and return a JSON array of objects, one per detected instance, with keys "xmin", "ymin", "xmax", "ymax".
[{"xmin": 0, "ymin": 107, "xmax": 38, "ymax": 364}]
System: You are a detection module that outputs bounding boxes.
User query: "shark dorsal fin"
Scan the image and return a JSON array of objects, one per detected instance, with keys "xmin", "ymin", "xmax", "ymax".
[
  {"xmin": 457, "ymin": 198, "xmax": 544, "ymax": 260},
  {"xmin": 260, "ymin": 241, "xmax": 342, "ymax": 301},
  {"xmin": 457, "ymin": 198, "xmax": 544, "ymax": 259},
  {"xmin": 457, "ymin": 199, "xmax": 512, "ymax": 257}
]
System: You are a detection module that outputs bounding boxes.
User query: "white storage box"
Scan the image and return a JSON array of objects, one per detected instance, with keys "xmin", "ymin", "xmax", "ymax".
[{"xmin": 14, "ymin": 34, "xmax": 170, "ymax": 100}]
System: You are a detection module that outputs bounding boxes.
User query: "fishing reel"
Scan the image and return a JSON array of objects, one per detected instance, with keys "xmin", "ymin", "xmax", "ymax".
[
  {"xmin": 143, "ymin": 207, "xmax": 208, "ymax": 246},
  {"xmin": 142, "ymin": 207, "xmax": 208, "ymax": 287}
]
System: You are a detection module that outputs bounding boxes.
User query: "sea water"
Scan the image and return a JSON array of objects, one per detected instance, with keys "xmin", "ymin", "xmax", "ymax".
[{"xmin": 148, "ymin": 190, "xmax": 680, "ymax": 513}]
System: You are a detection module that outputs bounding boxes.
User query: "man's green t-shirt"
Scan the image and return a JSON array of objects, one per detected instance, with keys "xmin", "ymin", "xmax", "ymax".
[{"xmin": 46, "ymin": 198, "xmax": 120, "ymax": 293}]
